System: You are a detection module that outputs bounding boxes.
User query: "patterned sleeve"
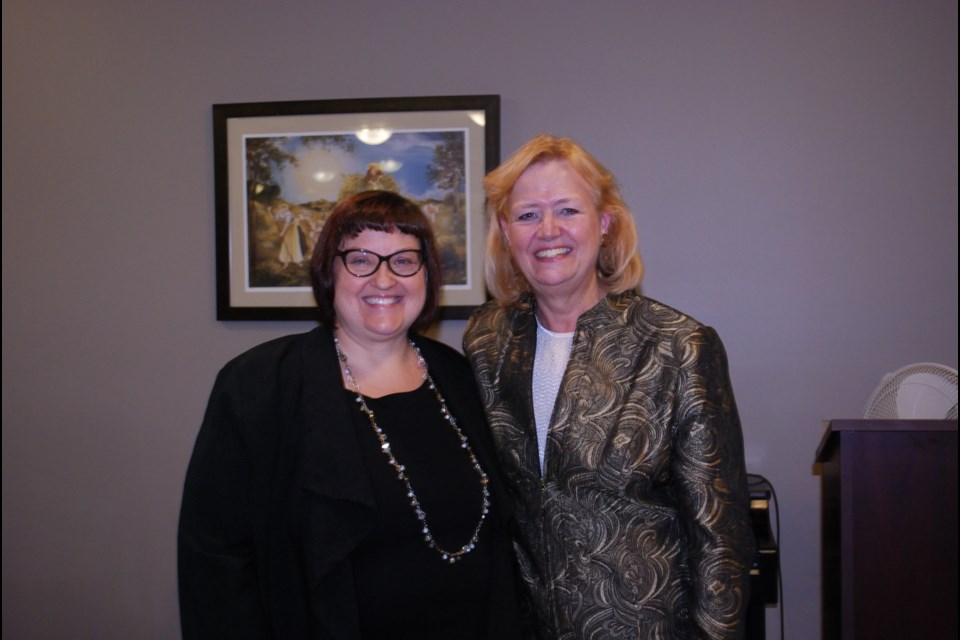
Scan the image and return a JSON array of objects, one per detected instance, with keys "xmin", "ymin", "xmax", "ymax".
[{"xmin": 671, "ymin": 326, "xmax": 754, "ymax": 639}]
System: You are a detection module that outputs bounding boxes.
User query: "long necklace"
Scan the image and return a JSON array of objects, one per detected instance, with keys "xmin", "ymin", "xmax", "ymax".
[{"xmin": 333, "ymin": 335, "xmax": 491, "ymax": 564}]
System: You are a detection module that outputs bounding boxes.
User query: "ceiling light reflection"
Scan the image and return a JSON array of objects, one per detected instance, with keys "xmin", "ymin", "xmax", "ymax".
[{"xmin": 356, "ymin": 127, "xmax": 392, "ymax": 145}]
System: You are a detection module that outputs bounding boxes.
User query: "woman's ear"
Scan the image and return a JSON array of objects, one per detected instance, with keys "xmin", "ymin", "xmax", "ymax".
[{"xmin": 600, "ymin": 212, "xmax": 612, "ymax": 236}]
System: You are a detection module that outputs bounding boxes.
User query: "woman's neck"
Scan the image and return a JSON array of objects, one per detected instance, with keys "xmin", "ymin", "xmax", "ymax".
[{"xmin": 333, "ymin": 329, "xmax": 423, "ymax": 398}]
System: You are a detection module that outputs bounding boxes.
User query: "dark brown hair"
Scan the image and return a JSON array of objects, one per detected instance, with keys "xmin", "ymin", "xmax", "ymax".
[{"xmin": 310, "ymin": 190, "xmax": 442, "ymax": 332}]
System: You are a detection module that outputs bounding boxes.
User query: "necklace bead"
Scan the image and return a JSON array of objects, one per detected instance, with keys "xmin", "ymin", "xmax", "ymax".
[{"xmin": 334, "ymin": 335, "xmax": 490, "ymax": 564}]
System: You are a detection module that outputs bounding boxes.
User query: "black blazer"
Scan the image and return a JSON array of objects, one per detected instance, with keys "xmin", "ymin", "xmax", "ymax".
[{"xmin": 178, "ymin": 325, "xmax": 521, "ymax": 639}]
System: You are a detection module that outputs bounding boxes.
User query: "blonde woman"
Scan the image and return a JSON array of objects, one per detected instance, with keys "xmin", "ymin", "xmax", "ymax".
[{"xmin": 464, "ymin": 135, "xmax": 753, "ymax": 639}]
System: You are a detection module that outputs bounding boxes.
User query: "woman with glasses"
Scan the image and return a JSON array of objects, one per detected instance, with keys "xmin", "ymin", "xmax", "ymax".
[{"xmin": 178, "ymin": 190, "xmax": 523, "ymax": 639}]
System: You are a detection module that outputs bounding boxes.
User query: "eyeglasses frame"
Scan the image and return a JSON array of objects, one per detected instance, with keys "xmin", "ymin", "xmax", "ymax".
[{"xmin": 334, "ymin": 248, "xmax": 426, "ymax": 278}]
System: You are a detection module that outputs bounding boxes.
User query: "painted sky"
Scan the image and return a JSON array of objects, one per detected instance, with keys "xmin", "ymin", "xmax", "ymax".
[{"xmin": 264, "ymin": 130, "xmax": 467, "ymax": 205}]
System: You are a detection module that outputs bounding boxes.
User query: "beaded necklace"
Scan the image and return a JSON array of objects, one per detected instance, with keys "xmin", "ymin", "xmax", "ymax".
[{"xmin": 333, "ymin": 335, "xmax": 491, "ymax": 563}]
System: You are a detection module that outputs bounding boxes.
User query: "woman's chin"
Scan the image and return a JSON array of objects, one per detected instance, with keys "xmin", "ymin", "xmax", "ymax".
[{"xmin": 357, "ymin": 318, "xmax": 413, "ymax": 340}]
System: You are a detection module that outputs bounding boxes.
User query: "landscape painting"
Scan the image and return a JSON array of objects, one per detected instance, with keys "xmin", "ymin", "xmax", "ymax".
[
  {"xmin": 213, "ymin": 96, "xmax": 500, "ymax": 320},
  {"xmin": 246, "ymin": 130, "xmax": 469, "ymax": 289}
]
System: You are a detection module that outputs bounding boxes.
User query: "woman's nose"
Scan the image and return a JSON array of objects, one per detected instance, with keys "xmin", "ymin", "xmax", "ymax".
[
  {"xmin": 537, "ymin": 212, "xmax": 559, "ymax": 238},
  {"xmin": 371, "ymin": 262, "xmax": 397, "ymax": 287}
]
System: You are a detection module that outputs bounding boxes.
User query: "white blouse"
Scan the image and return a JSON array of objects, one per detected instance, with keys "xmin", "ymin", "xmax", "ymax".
[{"xmin": 533, "ymin": 319, "xmax": 574, "ymax": 474}]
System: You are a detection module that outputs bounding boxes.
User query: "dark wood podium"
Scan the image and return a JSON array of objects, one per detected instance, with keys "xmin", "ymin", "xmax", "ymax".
[{"xmin": 815, "ymin": 419, "xmax": 958, "ymax": 640}]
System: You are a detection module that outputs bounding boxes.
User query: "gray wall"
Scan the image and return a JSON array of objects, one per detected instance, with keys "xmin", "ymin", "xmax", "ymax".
[{"xmin": 3, "ymin": 1, "xmax": 956, "ymax": 638}]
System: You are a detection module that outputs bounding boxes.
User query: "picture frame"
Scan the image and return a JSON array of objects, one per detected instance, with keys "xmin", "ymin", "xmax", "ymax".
[{"xmin": 213, "ymin": 95, "xmax": 500, "ymax": 321}]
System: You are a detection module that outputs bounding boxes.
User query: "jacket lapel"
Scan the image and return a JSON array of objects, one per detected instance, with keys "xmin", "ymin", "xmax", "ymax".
[
  {"xmin": 297, "ymin": 325, "xmax": 376, "ymax": 507},
  {"xmin": 499, "ymin": 309, "xmax": 537, "ymax": 437},
  {"xmin": 295, "ymin": 326, "xmax": 376, "ymax": 637}
]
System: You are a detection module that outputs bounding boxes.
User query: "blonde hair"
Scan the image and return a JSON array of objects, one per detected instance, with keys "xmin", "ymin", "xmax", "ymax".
[{"xmin": 483, "ymin": 134, "xmax": 644, "ymax": 306}]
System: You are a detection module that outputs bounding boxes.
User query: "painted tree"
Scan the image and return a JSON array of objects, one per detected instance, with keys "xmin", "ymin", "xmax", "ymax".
[
  {"xmin": 425, "ymin": 132, "xmax": 466, "ymax": 214},
  {"xmin": 246, "ymin": 137, "xmax": 295, "ymax": 200}
]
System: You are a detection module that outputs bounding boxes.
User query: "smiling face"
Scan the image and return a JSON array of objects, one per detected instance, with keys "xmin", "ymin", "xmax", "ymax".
[
  {"xmin": 333, "ymin": 229, "xmax": 427, "ymax": 346},
  {"xmin": 500, "ymin": 159, "xmax": 611, "ymax": 309}
]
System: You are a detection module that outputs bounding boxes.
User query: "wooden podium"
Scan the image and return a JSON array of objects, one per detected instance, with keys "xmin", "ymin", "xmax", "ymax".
[{"xmin": 815, "ymin": 419, "xmax": 958, "ymax": 640}]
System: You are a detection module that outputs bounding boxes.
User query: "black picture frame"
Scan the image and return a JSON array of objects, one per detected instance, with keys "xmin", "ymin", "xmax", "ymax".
[{"xmin": 214, "ymin": 95, "xmax": 500, "ymax": 321}]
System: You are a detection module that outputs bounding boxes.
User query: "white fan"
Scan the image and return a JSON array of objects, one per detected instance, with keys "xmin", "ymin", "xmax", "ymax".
[{"xmin": 863, "ymin": 362, "xmax": 958, "ymax": 420}]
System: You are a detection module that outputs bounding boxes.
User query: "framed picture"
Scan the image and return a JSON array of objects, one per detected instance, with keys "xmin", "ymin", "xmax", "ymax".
[{"xmin": 214, "ymin": 95, "xmax": 500, "ymax": 321}]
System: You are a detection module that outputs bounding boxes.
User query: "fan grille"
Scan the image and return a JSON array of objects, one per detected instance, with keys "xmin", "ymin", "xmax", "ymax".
[{"xmin": 863, "ymin": 363, "xmax": 958, "ymax": 420}]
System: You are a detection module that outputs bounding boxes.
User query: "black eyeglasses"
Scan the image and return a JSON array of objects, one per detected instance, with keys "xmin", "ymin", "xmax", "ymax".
[{"xmin": 335, "ymin": 249, "xmax": 425, "ymax": 277}]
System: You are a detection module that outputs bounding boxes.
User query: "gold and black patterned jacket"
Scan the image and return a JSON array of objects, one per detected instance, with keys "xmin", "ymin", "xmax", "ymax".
[{"xmin": 463, "ymin": 291, "xmax": 754, "ymax": 640}]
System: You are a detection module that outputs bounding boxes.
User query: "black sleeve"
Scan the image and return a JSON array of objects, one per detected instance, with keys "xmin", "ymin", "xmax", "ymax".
[{"xmin": 177, "ymin": 364, "xmax": 274, "ymax": 640}]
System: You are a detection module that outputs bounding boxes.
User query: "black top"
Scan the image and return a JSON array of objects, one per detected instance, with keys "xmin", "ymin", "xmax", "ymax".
[
  {"xmin": 347, "ymin": 383, "xmax": 496, "ymax": 639},
  {"xmin": 177, "ymin": 325, "xmax": 523, "ymax": 640}
]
